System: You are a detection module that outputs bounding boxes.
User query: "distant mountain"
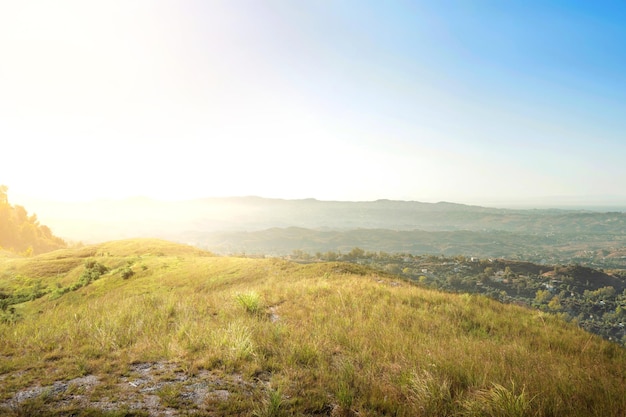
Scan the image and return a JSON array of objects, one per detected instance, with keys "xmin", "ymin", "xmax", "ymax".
[
  {"xmin": 22, "ymin": 196, "xmax": 626, "ymax": 235},
  {"xmin": 18, "ymin": 196, "xmax": 626, "ymax": 264}
]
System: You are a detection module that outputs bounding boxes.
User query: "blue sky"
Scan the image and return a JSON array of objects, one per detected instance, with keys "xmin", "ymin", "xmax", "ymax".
[{"xmin": 1, "ymin": 1, "xmax": 625, "ymax": 206}]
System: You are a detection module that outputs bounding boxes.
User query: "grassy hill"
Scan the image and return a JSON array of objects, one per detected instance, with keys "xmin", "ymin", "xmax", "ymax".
[{"xmin": 1, "ymin": 239, "xmax": 625, "ymax": 416}]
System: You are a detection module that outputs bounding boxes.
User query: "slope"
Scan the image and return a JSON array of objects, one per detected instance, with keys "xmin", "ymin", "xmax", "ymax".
[{"xmin": 0, "ymin": 239, "xmax": 625, "ymax": 416}]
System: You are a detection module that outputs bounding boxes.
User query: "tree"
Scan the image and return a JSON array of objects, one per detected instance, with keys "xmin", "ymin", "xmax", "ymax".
[
  {"xmin": 346, "ymin": 247, "xmax": 365, "ymax": 260},
  {"xmin": 535, "ymin": 289, "xmax": 552, "ymax": 304},
  {"xmin": 548, "ymin": 296, "xmax": 562, "ymax": 311},
  {"xmin": 0, "ymin": 185, "xmax": 8, "ymax": 205},
  {"xmin": 481, "ymin": 267, "xmax": 494, "ymax": 284},
  {"xmin": 0, "ymin": 185, "xmax": 66, "ymax": 255}
]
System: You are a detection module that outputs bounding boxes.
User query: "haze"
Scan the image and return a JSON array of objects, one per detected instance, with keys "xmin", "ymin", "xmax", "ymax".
[{"xmin": 2, "ymin": 1, "xmax": 626, "ymax": 207}]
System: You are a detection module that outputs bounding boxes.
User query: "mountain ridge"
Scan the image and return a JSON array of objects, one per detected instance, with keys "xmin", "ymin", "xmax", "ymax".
[{"xmin": 9, "ymin": 195, "xmax": 626, "ymax": 268}]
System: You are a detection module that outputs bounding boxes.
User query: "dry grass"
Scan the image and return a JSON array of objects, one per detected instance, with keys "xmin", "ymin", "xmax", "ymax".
[{"xmin": 0, "ymin": 239, "xmax": 625, "ymax": 416}]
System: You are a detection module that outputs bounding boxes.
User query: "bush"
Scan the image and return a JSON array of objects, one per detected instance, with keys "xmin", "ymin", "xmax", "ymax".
[
  {"xmin": 120, "ymin": 267, "xmax": 135, "ymax": 280},
  {"xmin": 73, "ymin": 260, "xmax": 110, "ymax": 290}
]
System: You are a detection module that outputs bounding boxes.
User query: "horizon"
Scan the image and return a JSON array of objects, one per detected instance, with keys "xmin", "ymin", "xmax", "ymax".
[
  {"xmin": 9, "ymin": 189, "xmax": 626, "ymax": 214},
  {"xmin": 2, "ymin": 1, "xmax": 626, "ymax": 205}
]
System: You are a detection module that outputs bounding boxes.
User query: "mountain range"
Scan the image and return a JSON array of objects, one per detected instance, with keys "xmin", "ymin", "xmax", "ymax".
[{"xmin": 19, "ymin": 197, "xmax": 626, "ymax": 265}]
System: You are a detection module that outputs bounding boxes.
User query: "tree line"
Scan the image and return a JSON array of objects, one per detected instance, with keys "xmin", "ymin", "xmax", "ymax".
[{"xmin": 0, "ymin": 185, "xmax": 66, "ymax": 255}]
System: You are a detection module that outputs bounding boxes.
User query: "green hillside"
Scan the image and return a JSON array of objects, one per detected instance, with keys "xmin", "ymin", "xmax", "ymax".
[{"xmin": 1, "ymin": 239, "xmax": 625, "ymax": 416}]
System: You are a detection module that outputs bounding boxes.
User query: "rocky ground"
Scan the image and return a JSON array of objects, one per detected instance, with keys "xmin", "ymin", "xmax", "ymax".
[{"xmin": 0, "ymin": 361, "xmax": 271, "ymax": 416}]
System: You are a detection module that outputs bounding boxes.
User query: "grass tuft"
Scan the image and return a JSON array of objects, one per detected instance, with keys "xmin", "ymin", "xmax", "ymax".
[
  {"xmin": 462, "ymin": 382, "xmax": 533, "ymax": 417},
  {"xmin": 253, "ymin": 388, "xmax": 284, "ymax": 417},
  {"xmin": 216, "ymin": 321, "xmax": 256, "ymax": 362},
  {"xmin": 235, "ymin": 291, "xmax": 262, "ymax": 315},
  {"xmin": 406, "ymin": 370, "xmax": 453, "ymax": 416}
]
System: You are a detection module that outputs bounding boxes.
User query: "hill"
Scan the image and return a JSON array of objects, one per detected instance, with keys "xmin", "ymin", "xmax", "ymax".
[
  {"xmin": 296, "ymin": 251, "xmax": 626, "ymax": 345},
  {"xmin": 1, "ymin": 240, "xmax": 625, "ymax": 416}
]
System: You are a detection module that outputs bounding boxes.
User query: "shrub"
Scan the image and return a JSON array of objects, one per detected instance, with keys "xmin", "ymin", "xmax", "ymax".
[
  {"xmin": 0, "ymin": 307, "xmax": 19, "ymax": 324},
  {"xmin": 120, "ymin": 267, "xmax": 135, "ymax": 280},
  {"xmin": 69, "ymin": 260, "xmax": 110, "ymax": 291}
]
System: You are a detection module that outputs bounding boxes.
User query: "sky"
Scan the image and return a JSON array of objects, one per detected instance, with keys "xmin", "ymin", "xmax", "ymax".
[{"xmin": 1, "ymin": 1, "xmax": 626, "ymax": 206}]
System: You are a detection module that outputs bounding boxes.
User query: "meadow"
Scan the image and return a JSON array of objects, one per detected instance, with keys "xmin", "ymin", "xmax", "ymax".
[{"xmin": 1, "ymin": 239, "xmax": 625, "ymax": 416}]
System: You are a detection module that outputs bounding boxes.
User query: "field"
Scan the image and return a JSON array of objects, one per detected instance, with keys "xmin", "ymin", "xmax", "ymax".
[{"xmin": 1, "ymin": 239, "xmax": 625, "ymax": 416}]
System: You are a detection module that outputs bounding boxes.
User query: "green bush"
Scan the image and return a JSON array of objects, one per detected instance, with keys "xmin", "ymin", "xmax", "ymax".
[
  {"xmin": 73, "ymin": 260, "xmax": 109, "ymax": 290},
  {"xmin": 120, "ymin": 267, "xmax": 135, "ymax": 280}
]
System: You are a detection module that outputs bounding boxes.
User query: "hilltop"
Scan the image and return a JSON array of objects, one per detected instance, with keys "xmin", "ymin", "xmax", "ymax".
[{"xmin": 1, "ymin": 239, "xmax": 626, "ymax": 416}]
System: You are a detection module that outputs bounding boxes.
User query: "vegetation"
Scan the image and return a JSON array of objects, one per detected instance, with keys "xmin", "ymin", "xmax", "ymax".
[
  {"xmin": 1, "ymin": 239, "xmax": 625, "ymax": 416},
  {"xmin": 198, "ymin": 226, "xmax": 626, "ymax": 269},
  {"xmin": 288, "ymin": 249, "xmax": 626, "ymax": 347},
  {"xmin": 0, "ymin": 185, "xmax": 66, "ymax": 255}
]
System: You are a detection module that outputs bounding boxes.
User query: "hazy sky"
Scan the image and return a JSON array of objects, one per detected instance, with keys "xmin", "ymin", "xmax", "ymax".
[{"xmin": 2, "ymin": 1, "xmax": 626, "ymax": 205}]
